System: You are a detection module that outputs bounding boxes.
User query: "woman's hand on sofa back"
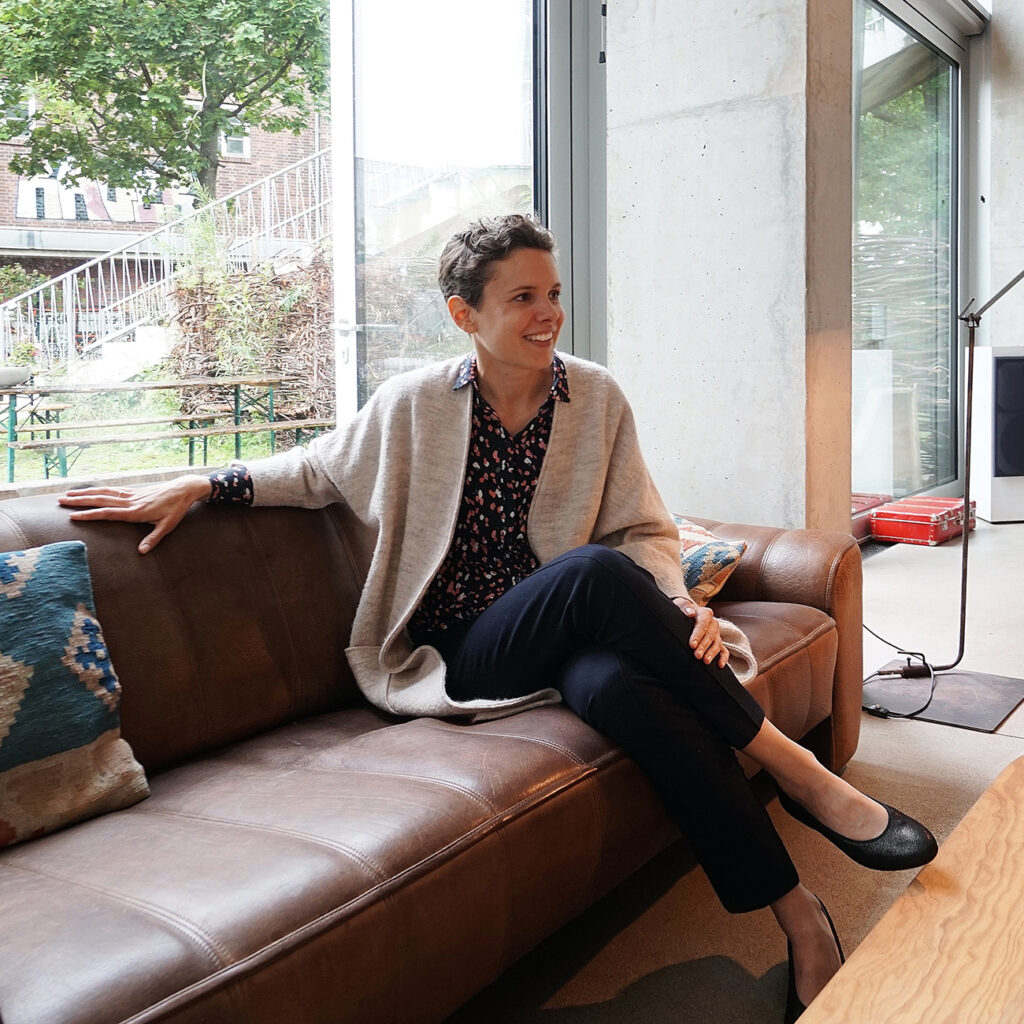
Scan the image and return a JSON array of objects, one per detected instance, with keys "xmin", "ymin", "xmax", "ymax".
[{"xmin": 58, "ymin": 475, "xmax": 213, "ymax": 554}]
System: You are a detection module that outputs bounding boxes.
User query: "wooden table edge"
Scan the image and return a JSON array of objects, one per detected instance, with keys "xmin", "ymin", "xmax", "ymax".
[{"xmin": 799, "ymin": 754, "xmax": 1024, "ymax": 1022}]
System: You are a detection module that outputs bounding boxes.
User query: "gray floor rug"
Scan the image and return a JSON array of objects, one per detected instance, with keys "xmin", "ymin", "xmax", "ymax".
[{"xmin": 863, "ymin": 668, "xmax": 1024, "ymax": 732}]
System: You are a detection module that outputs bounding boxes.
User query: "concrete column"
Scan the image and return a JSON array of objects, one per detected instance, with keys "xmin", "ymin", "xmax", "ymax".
[
  {"xmin": 806, "ymin": 0, "xmax": 853, "ymax": 531},
  {"xmin": 966, "ymin": 5, "xmax": 1024, "ymax": 522},
  {"xmin": 605, "ymin": 1, "xmax": 852, "ymax": 531},
  {"xmin": 982, "ymin": 3, "xmax": 1024, "ymax": 340}
]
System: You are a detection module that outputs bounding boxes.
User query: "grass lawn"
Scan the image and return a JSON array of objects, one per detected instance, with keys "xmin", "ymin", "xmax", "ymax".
[{"xmin": 7, "ymin": 387, "xmax": 278, "ymax": 486}]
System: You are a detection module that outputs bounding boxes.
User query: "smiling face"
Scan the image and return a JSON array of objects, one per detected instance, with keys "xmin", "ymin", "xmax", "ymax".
[{"xmin": 447, "ymin": 247, "xmax": 564, "ymax": 377}]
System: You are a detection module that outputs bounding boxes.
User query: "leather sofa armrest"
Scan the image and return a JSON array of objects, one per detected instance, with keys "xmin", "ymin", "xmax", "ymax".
[{"xmin": 690, "ymin": 519, "xmax": 863, "ymax": 772}]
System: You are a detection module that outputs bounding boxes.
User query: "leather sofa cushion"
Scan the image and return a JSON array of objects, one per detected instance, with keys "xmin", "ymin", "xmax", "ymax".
[
  {"xmin": 0, "ymin": 706, "xmax": 676, "ymax": 1024},
  {"xmin": 717, "ymin": 600, "xmax": 837, "ymax": 743}
]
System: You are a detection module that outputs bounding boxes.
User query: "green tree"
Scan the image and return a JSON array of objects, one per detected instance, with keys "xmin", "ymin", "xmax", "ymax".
[
  {"xmin": 0, "ymin": 262, "xmax": 45, "ymax": 303},
  {"xmin": 856, "ymin": 74, "xmax": 951, "ymax": 236},
  {"xmin": 0, "ymin": 0, "xmax": 328, "ymax": 197}
]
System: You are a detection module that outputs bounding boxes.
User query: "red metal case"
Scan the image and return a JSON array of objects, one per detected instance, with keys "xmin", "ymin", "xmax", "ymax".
[
  {"xmin": 900, "ymin": 497, "xmax": 977, "ymax": 532},
  {"xmin": 870, "ymin": 501, "xmax": 956, "ymax": 545},
  {"xmin": 869, "ymin": 497, "xmax": 977, "ymax": 546}
]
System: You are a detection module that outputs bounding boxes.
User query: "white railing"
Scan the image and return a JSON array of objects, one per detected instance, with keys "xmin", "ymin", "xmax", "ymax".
[{"xmin": 0, "ymin": 148, "xmax": 332, "ymax": 368}]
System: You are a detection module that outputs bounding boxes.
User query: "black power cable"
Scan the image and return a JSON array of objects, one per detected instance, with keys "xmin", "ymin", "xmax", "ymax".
[{"xmin": 861, "ymin": 623, "xmax": 939, "ymax": 720}]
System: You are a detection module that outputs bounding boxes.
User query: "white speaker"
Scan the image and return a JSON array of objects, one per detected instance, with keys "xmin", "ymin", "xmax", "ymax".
[{"xmin": 972, "ymin": 345, "xmax": 1024, "ymax": 522}]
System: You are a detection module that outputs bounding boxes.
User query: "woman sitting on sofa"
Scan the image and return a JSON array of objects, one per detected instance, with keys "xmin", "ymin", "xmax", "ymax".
[{"xmin": 60, "ymin": 213, "xmax": 936, "ymax": 1023}]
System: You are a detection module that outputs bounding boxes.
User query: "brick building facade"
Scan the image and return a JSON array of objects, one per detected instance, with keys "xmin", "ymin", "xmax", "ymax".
[{"xmin": 0, "ymin": 114, "xmax": 328, "ymax": 287}]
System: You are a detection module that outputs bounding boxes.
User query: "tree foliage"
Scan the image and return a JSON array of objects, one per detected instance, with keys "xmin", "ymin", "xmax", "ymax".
[
  {"xmin": 856, "ymin": 75, "xmax": 951, "ymax": 235},
  {"xmin": 0, "ymin": 0, "xmax": 329, "ymax": 196},
  {"xmin": 0, "ymin": 262, "xmax": 45, "ymax": 303}
]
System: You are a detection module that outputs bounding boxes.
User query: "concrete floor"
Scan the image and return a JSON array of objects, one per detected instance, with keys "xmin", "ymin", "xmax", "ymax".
[{"xmin": 860, "ymin": 516, "xmax": 1024, "ymax": 737}]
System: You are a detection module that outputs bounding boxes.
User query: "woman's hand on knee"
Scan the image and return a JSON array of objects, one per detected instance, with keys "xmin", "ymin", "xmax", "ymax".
[
  {"xmin": 58, "ymin": 475, "xmax": 212, "ymax": 554},
  {"xmin": 673, "ymin": 597, "xmax": 729, "ymax": 668}
]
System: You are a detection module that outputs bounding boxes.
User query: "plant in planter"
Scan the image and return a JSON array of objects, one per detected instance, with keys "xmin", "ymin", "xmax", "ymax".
[{"xmin": 0, "ymin": 338, "xmax": 42, "ymax": 387}]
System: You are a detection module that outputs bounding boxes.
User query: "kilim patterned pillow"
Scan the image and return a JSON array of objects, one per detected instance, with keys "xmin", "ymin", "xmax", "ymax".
[
  {"xmin": 0, "ymin": 540, "xmax": 148, "ymax": 848},
  {"xmin": 672, "ymin": 515, "xmax": 747, "ymax": 606}
]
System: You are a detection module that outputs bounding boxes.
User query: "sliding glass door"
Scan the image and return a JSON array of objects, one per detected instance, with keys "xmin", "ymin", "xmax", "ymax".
[
  {"xmin": 852, "ymin": 0, "xmax": 957, "ymax": 497},
  {"xmin": 334, "ymin": 0, "xmax": 538, "ymax": 413}
]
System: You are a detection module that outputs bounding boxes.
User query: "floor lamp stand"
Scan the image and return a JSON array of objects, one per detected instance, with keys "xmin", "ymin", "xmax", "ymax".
[{"xmin": 863, "ymin": 268, "xmax": 1024, "ymax": 732}]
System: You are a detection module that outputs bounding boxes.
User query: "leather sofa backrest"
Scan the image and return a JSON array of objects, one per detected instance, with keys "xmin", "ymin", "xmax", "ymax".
[{"xmin": 0, "ymin": 494, "xmax": 367, "ymax": 773}]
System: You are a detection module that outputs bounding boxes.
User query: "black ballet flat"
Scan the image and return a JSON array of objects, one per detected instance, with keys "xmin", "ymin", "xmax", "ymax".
[
  {"xmin": 777, "ymin": 787, "xmax": 937, "ymax": 871},
  {"xmin": 785, "ymin": 896, "xmax": 844, "ymax": 1024}
]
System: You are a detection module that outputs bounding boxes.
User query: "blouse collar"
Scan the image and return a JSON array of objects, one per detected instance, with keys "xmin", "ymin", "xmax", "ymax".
[{"xmin": 453, "ymin": 353, "xmax": 570, "ymax": 403}]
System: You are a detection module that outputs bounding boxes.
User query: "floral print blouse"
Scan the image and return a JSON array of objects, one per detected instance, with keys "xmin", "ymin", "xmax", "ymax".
[
  {"xmin": 208, "ymin": 353, "xmax": 571, "ymax": 634},
  {"xmin": 408, "ymin": 354, "xmax": 570, "ymax": 635}
]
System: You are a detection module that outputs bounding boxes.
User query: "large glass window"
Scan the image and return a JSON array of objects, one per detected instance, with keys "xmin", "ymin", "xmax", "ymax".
[
  {"xmin": 350, "ymin": 0, "xmax": 536, "ymax": 407},
  {"xmin": 852, "ymin": 0, "xmax": 956, "ymax": 497}
]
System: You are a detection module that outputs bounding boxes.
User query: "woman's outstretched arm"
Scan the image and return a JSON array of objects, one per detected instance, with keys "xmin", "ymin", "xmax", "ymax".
[{"xmin": 58, "ymin": 474, "xmax": 213, "ymax": 554}]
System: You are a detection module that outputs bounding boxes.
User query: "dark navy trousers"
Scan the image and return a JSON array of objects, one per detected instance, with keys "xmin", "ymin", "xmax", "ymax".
[{"xmin": 417, "ymin": 544, "xmax": 800, "ymax": 914}]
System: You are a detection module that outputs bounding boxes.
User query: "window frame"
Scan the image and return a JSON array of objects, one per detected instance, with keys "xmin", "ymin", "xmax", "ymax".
[
  {"xmin": 876, "ymin": 0, "xmax": 988, "ymax": 46},
  {"xmin": 330, "ymin": 0, "xmax": 605, "ymax": 418},
  {"xmin": 219, "ymin": 118, "xmax": 251, "ymax": 159},
  {"xmin": 857, "ymin": 0, "xmax": 990, "ymax": 497},
  {"xmin": 543, "ymin": 0, "xmax": 606, "ymax": 364},
  {"xmin": 2, "ymin": 94, "xmax": 34, "ymax": 141}
]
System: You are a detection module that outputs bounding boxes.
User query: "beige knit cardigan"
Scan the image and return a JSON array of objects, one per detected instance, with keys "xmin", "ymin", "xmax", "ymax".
[{"xmin": 246, "ymin": 353, "xmax": 755, "ymax": 719}]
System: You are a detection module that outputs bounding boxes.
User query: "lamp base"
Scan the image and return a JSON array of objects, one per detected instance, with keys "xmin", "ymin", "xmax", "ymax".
[{"xmin": 863, "ymin": 668, "xmax": 1024, "ymax": 733}]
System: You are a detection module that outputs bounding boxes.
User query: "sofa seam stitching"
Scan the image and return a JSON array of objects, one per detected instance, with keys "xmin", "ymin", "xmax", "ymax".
[
  {"xmin": 167, "ymin": 753, "xmax": 499, "ymax": 813},
  {"xmin": 140, "ymin": 807, "xmax": 391, "ymax": 881},
  {"xmin": 437, "ymin": 728, "xmax": 587, "ymax": 765},
  {"xmin": 0, "ymin": 861, "xmax": 231, "ymax": 968},
  {"xmin": 0, "ymin": 509, "xmax": 30, "ymax": 549},
  {"xmin": 749, "ymin": 619, "xmax": 836, "ymax": 671}
]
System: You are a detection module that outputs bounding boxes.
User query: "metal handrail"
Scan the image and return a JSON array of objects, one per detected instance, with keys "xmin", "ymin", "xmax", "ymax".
[{"xmin": 0, "ymin": 148, "xmax": 333, "ymax": 368}]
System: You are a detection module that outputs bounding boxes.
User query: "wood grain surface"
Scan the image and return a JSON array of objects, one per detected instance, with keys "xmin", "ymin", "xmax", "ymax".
[{"xmin": 800, "ymin": 755, "xmax": 1024, "ymax": 1023}]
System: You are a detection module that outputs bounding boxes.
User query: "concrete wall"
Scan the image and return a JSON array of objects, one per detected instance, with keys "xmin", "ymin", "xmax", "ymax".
[
  {"xmin": 964, "ymin": 3, "xmax": 1024, "ymax": 522},
  {"xmin": 605, "ymin": 1, "xmax": 852, "ymax": 530},
  {"xmin": 980, "ymin": 2, "xmax": 1024, "ymax": 344}
]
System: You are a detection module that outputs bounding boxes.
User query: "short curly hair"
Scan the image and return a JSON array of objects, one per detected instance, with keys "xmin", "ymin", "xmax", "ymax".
[{"xmin": 437, "ymin": 213, "xmax": 557, "ymax": 309}]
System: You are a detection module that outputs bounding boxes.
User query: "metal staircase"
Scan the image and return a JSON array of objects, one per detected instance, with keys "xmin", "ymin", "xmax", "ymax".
[{"xmin": 0, "ymin": 148, "xmax": 332, "ymax": 370}]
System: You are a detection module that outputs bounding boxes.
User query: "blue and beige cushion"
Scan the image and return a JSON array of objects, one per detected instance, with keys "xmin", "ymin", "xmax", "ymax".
[
  {"xmin": 673, "ymin": 515, "xmax": 747, "ymax": 606},
  {"xmin": 0, "ymin": 540, "xmax": 148, "ymax": 848}
]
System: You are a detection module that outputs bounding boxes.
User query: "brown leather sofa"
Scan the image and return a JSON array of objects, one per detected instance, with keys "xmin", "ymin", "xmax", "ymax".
[{"xmin": 0, "ymin": 493, "xmax": 862, "ymax": 1024}]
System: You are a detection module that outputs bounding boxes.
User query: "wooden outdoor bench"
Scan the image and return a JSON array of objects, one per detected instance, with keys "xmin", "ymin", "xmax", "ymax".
[
  {"xmin": 8, "ymin": 418, "xmax": 336, "ymax": 478},
  {"xmin": 2, "ymin": 375, "xmax": 296, "ymax": 483},
  {"xmin": 13, "ymin": 411, "xmax": 236, "ymax": 476},
  {"xmin": 26, "ymin": 401, "xmax": 72, "ymax": 417},
  {"xmin": 17, "ymin": 413, "xmax": 233, "ymax": 437}
]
